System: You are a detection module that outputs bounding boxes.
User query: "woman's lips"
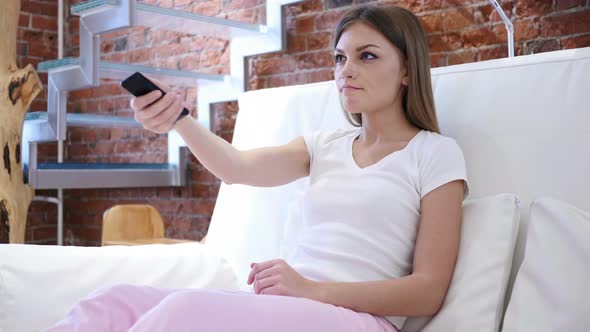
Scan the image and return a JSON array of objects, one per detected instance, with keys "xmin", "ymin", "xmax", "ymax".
[
  {"xmin": 341, "ymin": 85, "xmax": 362, "ymax": 94},
  {"xmin": 340, "ymin": 88, "xmax": 362, "ymax": 94}
]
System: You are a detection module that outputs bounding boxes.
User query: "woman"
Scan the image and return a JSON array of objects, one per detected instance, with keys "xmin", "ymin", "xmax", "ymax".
[{"xmin": 46, "ymin": 4, "xmax": 468, "ymax": 332}]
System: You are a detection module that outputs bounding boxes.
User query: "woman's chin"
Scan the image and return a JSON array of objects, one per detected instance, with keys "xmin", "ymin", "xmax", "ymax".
[{"xmin": 341, "ymin": 101, "xmax": 364, "ymax": 114}]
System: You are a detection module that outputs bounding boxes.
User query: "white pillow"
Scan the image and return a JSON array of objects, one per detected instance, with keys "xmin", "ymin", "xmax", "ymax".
[
  {"xmin": 0, "ymin": 243, "xmax": 239, "ymax": 332},
  {"xmin": 402, "ymin": 193, "xmax": 520, "ymax": 332},
  {"xmin": 501, "ymin": 197, "xmax": 590, "ymax": 332}
]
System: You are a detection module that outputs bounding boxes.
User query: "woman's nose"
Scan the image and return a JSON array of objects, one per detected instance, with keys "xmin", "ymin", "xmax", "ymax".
[{"xmin": 339, "ymin": 60, "xmax": 356, "ymax": 79}]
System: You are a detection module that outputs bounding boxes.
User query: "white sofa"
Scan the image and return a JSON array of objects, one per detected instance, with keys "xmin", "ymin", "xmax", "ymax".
[{"xmin": 1, "ymin": 47, "xmax": 589, "ymax": 332}]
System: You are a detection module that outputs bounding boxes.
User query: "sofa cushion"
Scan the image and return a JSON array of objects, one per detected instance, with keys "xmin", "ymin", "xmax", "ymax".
[
  {"xmin": 0, "ymin": 243, "xmax": 239, "ymax": 332},
  {"xmin": 402, "ymin": 193, "xmax": 520, "ymax": 332},
  {"xmin": 501, "ymin": 197, "xmax": 590, "ymax": 332}
]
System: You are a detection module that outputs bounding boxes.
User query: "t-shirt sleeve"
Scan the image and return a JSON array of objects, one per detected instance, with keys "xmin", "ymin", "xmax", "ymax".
[
  {"xmin": 419, "ymin": 138, "xmax": 470, "ymax": 200},
  {"xmin": 303, "ymin": 130, "xmax": 322, "ymax": 165}
]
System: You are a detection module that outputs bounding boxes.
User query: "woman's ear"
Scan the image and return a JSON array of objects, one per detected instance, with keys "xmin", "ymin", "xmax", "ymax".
[{"xmin": 401, "ymin": 62, "xmax": 409, "ymax": 86}]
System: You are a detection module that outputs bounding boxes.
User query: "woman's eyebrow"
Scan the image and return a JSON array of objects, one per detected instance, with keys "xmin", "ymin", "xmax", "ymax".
[{"xmin": 334, "ymin": 44, "xmax": 381, "ymax": 53}]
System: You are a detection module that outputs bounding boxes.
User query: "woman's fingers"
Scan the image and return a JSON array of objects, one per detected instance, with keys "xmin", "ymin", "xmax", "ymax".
[
  {"xmin": 254, "ymin": 275, "xmax": 279, "ymax": 294},
  {"xmin": 136, "ymin": 92, "xmax": 177, "ymax": 122},
  {"xmin": 130, "ymin": 90, "xmax": 162, "ymax": 111},
  {"xmin": 247, "ymin": 259, "xmax": 281, "ymax": 285},
  {"xmin": 150, "ymin": 77, "xmax": 171, "ymax": 92},
  {"xmin": 152, "ymin": 96, "xmax": 184, "ymax": 133}
]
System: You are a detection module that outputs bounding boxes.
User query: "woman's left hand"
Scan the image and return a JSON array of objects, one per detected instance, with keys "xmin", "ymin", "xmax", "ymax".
[{"xmin": 247, "ymin": 259, "xmax": 320, "ymax": 299}]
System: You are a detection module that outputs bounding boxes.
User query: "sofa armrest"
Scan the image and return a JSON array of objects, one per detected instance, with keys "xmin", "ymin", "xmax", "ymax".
[{"xmin": 0, "ymin": 243, "xmax": 240, "ymax": 332}]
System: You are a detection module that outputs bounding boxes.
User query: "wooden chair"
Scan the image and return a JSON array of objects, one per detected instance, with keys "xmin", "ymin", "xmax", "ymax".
[{"xmin": 101, "ymin": 204, "xmax": 193, "ymax": 246}]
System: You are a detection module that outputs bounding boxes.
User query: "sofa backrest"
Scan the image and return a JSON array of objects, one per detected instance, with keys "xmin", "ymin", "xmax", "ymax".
[{"xmin": 205, "ymin": 47, "xmax": 590, "ymax": 311}]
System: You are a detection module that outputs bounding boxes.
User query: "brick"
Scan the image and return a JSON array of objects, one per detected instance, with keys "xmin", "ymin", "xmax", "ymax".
[
  {"xmin": 523, "ymin": 39, "xmax": 559, "ymax": 55},
  {"xmin": 191, "ymin": 200, "xmax": 215, "ymax": 216},
  {"xmin": 190, "ymin": 1, "xmax": 221, "ymax": 16},
  {"xmin": 70, "ymin": 89, "xmax": 93, "ymax": 100},
  {"xmin": 513, "ymin": 19, "xmax": 542, "ymax": 42},
  {"xmin": 155, "ymin": 42, "xmax": 190, "ymax": 59},
  {"xmin": 288, "ymin": 72, "xmax": 313, "ymax": 85},
  {"xmin": 226, "ymin": 7, "xmax": 261, "ymax": 24},
  {"xmin": 28, "ymin": 40, "xmax": 57, "ymax": 58},
  {"xmin": 287, "ymin": 0, "xmax": 324, "ymax": 16},
  {"xmin": 254, "ymin": 57, "xmax": 297, "ymax": 75},
  {"xmin": 561, "ymin": 34, "xmax": 590, "ymax": 49},
  {"xmin": 307, "ymin": 31, "xmax": 332, "ymax": 51},
  {"xmin": 443, "ymin": 8, "xmax": 475, "ymax": 32},
  {"xmin": 296, "ymin": 51, "xmax": 334, "ymax": 70},
  {"xmin": 477, "ymin": 2, "xmax": 514, "ymax": 24},
  {"xmin": 94, "ymin": 141, "xmax": 115, "ymax": 155},
  {"xmin": 146, "ymin": 30, "xmax": 182, "ymax": 45},
  {"xmin": 419, "ymin": 14, "xmax": 443, "ymax": 33},
  {"xmin": 310, "ymin": 69, "xmax": 334, "ymax": 82},
  {"xmin": 19, "ymin": 14, "xmax": 30, "ymax": 28},
  {"xmin": 32, "ymin": 15, "xmax": 57, "ymax": 31},
  {"xmin": 448, "ymin": 50, "xmax": 477, "ymax": 65},
  {"xmin": 265, "ymin": 75, "xmax": 287, "ymax": 88},
  {"xmin": 555, "ymin": 0, "xmax": 586, "ymax": 11},
  {"xmin": 515, "ymin": 0, "xmax": 552, "ymax": 18},
  {"xmin": 191, "ymin": 168, "xmax": 217, "ymax": 183},
  {"xmin": 191, "ymin": 184, "xmax": 213, "ymax": 197},
  {"xmin": 295, "ymin": 15, "xmax": 315, "ymax": 34},
  {"xmin": 18, "ymin": 56, "xmax": 43, "ymax": 70},
  {"xmin": 21, "ymin": 1, "xmax": 57, "ymax": 16},
  {"xmin": 114, "ymin": 37, "xmax": 128, "ymax": 52},
  {"xmin": 199, "ymin": 49, "xmax": 223, "ymax": 67},
  {"xmin": 479, "ymin": 45, "xmax": 510, "ymax": 61},
  {"xmin": 218, "ymin": 132, "xmax": 234, "ymax": 143},
  {"xmin": 189, "ymin": 36, "xmax": 227, "ymax": 52},
  {"xmin": 114, "ymin": 140, "xmax": 145, "ymax": 153},
  {"xmin": 541, "ymin": 10, "xmax": 590, "ymax": 37},
  {"xmin": 101, "ymin": 39, "xmax": 115, "ymax": 53},
  {"xmin": 92, "ymin": 84, "xmax": 126, "ymax": 98},
  {"xmin": 175, "ymin": 0, "xmax": 194, "ymax": 6},
  {"xmin": 127, "ymin": 49, "xmax": 152, "ymax": 63},
  {"xmin": 102, "ymin": 29, "xmax": 129, "ymax": 40},
  {"xmin": 427, "ymin": 33, "xmax": 462, "ymax": 52},
  {"xmin": 173, "ymin": 217, "xmax": 192, "ymax": 233},
  {"xmin": 17, "ymin": 42, "xmax": 28, "ymax": 56},
  {"xmin": 68, "ymin": 17, "xmax": 80, "ymax": 33},
  {"xmin": 213, "ymin": 113, "xmax": 237, "ymax": 132},
  {"xmin": 128, "ymin": 32, "xmax": 147, "ymax": 50},
  {"xmin": 287, "ymin": 32, "xmax": 307, "ymax": 53},
  {"xmin": 32, "ymin": 226, "xmax": 57, "ymax": 241},
  {"xmin": 462, "ymin": 27, "xmax": 499, "ymax": 48},
  {"xmin": 222, "ymin": 0, "xmax": 264, "ymax": 11},
  {"xmin": 159, "ymin": 0, "xmax": 174, "ymax": 8},
  {"xmin": 315, "ymin": 10, "xmax": 345, "ymax": 31}
]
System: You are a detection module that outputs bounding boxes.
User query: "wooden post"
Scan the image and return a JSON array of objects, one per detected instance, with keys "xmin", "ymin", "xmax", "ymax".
[{"xmin": 0, "ymin": 0, "xmax": 43, "ymax": 243}]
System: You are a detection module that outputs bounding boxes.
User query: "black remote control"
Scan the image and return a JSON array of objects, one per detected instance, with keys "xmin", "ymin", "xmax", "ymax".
[{"xmin": 121, "ymin": 72, "xmax": 190, "ymax": 122}]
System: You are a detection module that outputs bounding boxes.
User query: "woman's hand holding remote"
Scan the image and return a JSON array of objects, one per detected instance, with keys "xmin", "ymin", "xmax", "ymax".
[{"xmin": 130, "ymin": 78, "xmax": 189, "ymax": 134}]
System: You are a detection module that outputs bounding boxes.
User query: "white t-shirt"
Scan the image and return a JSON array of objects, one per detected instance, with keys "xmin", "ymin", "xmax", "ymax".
[{"xmin": 287, "ymin": 127, "xmax": 470, "ymax": 330}]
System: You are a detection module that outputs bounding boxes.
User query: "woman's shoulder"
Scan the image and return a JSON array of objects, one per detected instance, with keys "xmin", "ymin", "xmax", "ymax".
[
  {"xmin": 417, "ymin": 130, "xmax": 461, "ymax": 151},
  {"xmin": 306, "ymin": 127, "xmax": 360, "ymax": 146}
]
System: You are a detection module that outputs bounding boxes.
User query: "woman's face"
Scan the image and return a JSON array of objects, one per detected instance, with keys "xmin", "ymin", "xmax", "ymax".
[{"xmin": 334, "ymin": 22, "xmax": 408, "ymax": 115}]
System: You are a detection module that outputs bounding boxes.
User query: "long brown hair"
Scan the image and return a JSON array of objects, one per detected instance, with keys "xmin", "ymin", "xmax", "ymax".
[{"xmin": 334, "ymin": 5, "xmax": 440, "ymax": 133}]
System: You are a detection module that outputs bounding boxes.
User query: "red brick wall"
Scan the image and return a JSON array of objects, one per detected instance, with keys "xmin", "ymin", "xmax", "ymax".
[{"xmin": 20, "ymin": 0, "xmax": 590, "ymax": 245}]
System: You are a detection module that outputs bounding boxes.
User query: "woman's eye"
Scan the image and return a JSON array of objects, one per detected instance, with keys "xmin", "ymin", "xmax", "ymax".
[
  {"xmin": 334, "ymin": 54, "xmax": 345, "ymax": 63},
  {"xmin": 361, "ymin": 52, "xmax": 377, "ymax": 60}
]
